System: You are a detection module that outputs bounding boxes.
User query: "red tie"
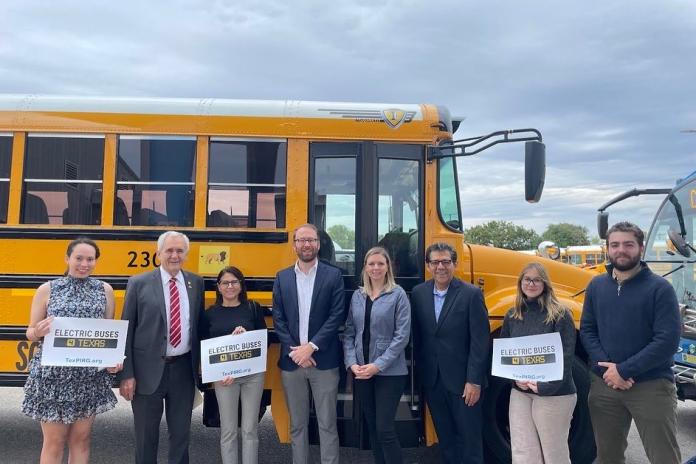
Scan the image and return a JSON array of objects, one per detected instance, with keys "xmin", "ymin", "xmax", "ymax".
[{"xmin": 169, "ymin": 277, "xmax": 181, "ymax": 347}]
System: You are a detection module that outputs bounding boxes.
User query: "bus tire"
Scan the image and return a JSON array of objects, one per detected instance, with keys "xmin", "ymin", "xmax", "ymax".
[{"xmin": 482, "ymin": 356, "xmax": 596, "ymax": 464}]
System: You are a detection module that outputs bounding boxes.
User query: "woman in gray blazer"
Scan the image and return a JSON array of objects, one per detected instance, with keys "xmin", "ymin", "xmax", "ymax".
[{"xmin": 343, "ymin": 246, "xmax": 411, "ymax": 464}]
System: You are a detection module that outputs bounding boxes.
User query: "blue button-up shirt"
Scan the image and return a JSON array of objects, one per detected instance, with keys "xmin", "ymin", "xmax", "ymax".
[{"xmin": 433, "ymin": 286, "xmax": 449, "ymax": 322}]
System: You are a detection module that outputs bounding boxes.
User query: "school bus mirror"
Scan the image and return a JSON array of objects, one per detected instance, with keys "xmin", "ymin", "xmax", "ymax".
[
  {"xmin": 668, "ymin": 228, "xmax": 692, "ymax": 258},
  {"xmin": 524, "ymin": 141, "xmax": 546, "ymax": 203},
  {"xmin": 597, "ymin": 212, "xmax": 609, "ymax": 239}
]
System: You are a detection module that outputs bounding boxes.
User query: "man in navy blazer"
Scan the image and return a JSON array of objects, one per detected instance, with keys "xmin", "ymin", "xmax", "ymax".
[
  {"xmin": 272, "ymin": 223, "xmax": 345, "ymax": 464},
  {"xmin": 411, "ymin": 242, "xmax": 490, "ymax": 464}
]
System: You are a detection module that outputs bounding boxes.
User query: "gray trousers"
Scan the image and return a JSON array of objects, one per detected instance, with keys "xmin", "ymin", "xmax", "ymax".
[
  {"xmin": 214, "ymin": 372, "xmax": 266, "ymax": 464},
  {"xmin": 132, "ymin": 355, "xmax": 194, "ymax": 464},
  {"xmin": 589, "ymin": 373, "xmax": 681, "ymax": 464},
  {"xmin": 281, "ymin": 367, "xmax": 339, "ymax": 464}
]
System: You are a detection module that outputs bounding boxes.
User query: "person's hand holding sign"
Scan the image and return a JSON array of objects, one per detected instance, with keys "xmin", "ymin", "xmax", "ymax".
[
  {"xmin": 29, "ymin": 315, "xmax": 55, "ymax": 341},
  {"xmin": 219, "ymin": 326, "xmax": 247, "ymax": 385},
  {"xmin": 107, "ymin": 362, "xmax": 123, "ymax": 374}
]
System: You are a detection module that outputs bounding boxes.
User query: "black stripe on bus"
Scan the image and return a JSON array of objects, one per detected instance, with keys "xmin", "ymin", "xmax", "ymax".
[
  {"xmin": 0, "ymin": 327, "xmax": 27, "ymax": 339},
  {"xmin": 0, "ymin": 373, "xmax": 29, "ymax": 386},
  {"xmin": 0, "ymin": 274, "xmax": 277, "ymax": 292},
  {"xmin": 0, "ymin": 228, "xmax": 288, "ymax": 243}
]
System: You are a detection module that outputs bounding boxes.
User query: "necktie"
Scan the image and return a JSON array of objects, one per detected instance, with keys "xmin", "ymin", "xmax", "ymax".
[{"xmin": 169, "ymin": 277, "xmax": 181, "ymax": 347}]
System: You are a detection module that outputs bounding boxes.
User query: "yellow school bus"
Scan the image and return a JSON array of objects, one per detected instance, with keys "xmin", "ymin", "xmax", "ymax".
[
  {"xmin": 561, "ymin": 245, "xmax": 606, "ymax": 268},
  {"xmin": 0, "ymin": 95, "xmax": 596, "ymax": 463}
]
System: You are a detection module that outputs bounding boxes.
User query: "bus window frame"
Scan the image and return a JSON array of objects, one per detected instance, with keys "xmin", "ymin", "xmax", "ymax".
[
  {"xmin": 115, "ymin": 134, "xmax": 197, "ymax": 228},
  {"xmin": 308, "ymin": 141, "xmax": 425, "ymax": 288},
  {"xmin": 436, "ymin": 156, "xmax": 463, "ymax": 233},
  {"xmin": 207, "ymin": 137, "xmax": 288, "ymax": 229},
  {"xmin": 21, "ymin": 133, "xmax": 106, "ymax": 226},
  {"xmin": 0, "ymin": 133, "xmax": 12, "ymax": 224}
]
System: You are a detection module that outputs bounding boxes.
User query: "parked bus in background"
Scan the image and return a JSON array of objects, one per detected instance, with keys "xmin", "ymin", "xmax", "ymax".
[
  {"xmin": 562, "ymin": 245, "xmax": 606, "ymax": 268},
  {"xmin": 0, "ymin": 95, "xmax": 596, "ymax": 463},
  {"xmin": 523, "ymin": 242, "xmax": 606, "ymax": 272},
  {"xmin": 598, "ymin": 170, "xmax": 696, "ymax": 402}
]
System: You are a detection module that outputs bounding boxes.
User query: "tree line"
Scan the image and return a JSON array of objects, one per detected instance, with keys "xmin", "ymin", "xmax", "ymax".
[
  {"xmin": 463, "ymin": 221, "xmax": 597, "ymax": 250},
  {"xmin": 327, "ymin": 221, "xmax": 597, "ymax": 252}
]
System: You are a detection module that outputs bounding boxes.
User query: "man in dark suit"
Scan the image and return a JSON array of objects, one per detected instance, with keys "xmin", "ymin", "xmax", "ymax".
[
  {"xmin": 272, "ymin": 223, "xmax": 345, "ymax": 464},
  {"xmin": 119, "ymin": 231, "xmax": 205, "ymax": 464},
  {"xmin": 411, "ymin": 242, "xmax": 490, "ymax": 464}
]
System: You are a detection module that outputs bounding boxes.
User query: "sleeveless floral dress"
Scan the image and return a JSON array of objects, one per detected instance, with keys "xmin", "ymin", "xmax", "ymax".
[{"xmin": 21, "ymin": 276, "xmax": 117, "ymax": 423}]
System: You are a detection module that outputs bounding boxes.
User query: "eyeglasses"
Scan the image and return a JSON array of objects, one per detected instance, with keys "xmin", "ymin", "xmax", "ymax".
[
  {"xmin": 219, "ymin": 279, "xmax": 241, "ymax": 288},
  {"xmin": 428, "ymin": 259, "xmax": 453, "ymax": 267},
  {"xmin": 522, "ymin": 278, "xmax": 544, "ymax": 286},
  {"xmin": 294, "ymin": 238, "xmax": 319, "ymax": 244}
]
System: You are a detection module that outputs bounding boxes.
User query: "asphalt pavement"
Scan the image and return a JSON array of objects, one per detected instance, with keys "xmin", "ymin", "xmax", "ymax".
[{"xmin": 1, "ymin": 387, "xmax": 695, "ymax": 463}]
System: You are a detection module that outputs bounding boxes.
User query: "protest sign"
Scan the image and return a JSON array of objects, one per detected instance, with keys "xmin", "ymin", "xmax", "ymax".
[
  {"xmin": 201, "ymin": 329, "xmax": 267, "ymax": 383},
  {"xmin": 41, "ymin": 317, "xmax": 128, "ymax": 367},
  {"xmin": 492, "ymin": 332, "xmax": 563, "ymax": 382}
]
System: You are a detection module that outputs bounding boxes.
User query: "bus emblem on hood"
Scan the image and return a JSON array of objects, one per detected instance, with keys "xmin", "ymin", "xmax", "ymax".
[{"xmin": 382, "ymin": 109, "xmax": 407, "ymax": 128}]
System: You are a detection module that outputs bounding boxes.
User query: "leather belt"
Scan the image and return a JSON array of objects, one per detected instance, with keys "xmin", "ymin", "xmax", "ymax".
[{"xmin": 163, "ymin": 352, "xmax": 190, "ymax": 363}]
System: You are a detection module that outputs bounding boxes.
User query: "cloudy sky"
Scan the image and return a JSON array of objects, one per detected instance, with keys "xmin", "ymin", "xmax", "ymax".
[{"xmin": 2, "ymin": 0, "xmax": 695, "ymax": 237}]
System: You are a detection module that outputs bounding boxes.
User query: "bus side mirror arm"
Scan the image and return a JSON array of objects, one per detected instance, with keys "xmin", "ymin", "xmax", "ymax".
[
  {"xmin": 428, "ymin": 128, "xmax": 546, "ymax": 204},
  {"xmin": 596, "ymin": 188, "xmax": 671, "ymax": 239},
  {"xmin": 428, "ymin": 128, "xmax": 543, "ymax": 160}
]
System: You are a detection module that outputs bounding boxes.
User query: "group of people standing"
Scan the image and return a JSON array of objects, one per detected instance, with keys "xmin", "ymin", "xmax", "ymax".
[{"xmin": 21, "ymin": 220, "xmax": 683, "ymax": 464}]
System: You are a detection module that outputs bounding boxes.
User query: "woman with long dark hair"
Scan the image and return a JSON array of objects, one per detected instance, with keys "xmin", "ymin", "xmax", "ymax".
[
  {"xmin": 200, "ymin": 266, "xmax": 267, "ymax": 464},
  {"xmin": 22, "ymin": 237, "xmax": 122, "ymax": 464},
  {"xmin": 500, "ymin": 262, "xmax": 577, "ymax": 464}
]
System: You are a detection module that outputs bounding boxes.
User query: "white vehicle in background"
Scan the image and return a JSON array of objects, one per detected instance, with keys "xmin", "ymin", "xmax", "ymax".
[{"xmin": 333, "ymin": 241, "xmax": 355, "ymax": 265}]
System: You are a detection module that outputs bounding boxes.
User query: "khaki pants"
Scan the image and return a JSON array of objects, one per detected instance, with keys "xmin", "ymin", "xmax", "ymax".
[
  {"xmin": 281, "ymin": 367, "xmax": 339, "ymax": 464},
  {"xmin": 588, "ymin": 373, "xmax": 681, "ymax": 464},
  {"xmin": 509, "ymin": 389, "xmax": 576, "ymax": 464},
  {"xmin": 214, "ymin": 372, "xmax": 265, "ymax": 464}
]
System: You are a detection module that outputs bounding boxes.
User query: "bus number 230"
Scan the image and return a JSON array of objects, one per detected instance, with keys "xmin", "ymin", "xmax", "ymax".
[{"xmin": 127, "ymin": 251, "xmax": 160, "ymax": 268}]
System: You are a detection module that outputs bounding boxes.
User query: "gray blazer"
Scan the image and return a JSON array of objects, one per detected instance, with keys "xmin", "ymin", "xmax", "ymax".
[
  {"xmin": 343, "ymin": 285, "xmax": 411, "ymax": 376},
  {"xmin": 120, "ymin": 268, "xmax": 205, "ymax": 395}
]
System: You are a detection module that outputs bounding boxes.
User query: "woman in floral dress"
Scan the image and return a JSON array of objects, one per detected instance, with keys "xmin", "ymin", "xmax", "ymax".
[{"xmin": 22, "ymin": 237, "xmax": 122, "ymax": 464}]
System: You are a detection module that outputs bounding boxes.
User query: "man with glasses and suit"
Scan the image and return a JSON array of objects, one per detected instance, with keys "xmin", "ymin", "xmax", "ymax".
[
  {"xmin": 410, "ymin": 242, "xmax": 490, "ymax": 464},
  {"xmin": 119, "ymin": 231, "xmax": 205, "ymax": 464},
  {"xmin": 272, "ymin": 223, "xmax": 345, "ymax": 464}
]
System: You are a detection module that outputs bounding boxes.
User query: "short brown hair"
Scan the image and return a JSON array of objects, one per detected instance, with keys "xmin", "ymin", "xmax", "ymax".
[{"xmin": 606, "ymin": 221, "xmax": 644, "ymax": 247}]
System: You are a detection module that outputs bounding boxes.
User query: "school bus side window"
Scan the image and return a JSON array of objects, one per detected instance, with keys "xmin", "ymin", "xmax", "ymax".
[
  {"xmin": 207, "ymin": 139, "xmax": 287, "ymax": 228},
  {"xmin": 115, "ymin": 136, "xmax": 196, "ymax": 227},
  {"xmin": 21, "ymin": 134, "xmax": 104, "ymax": 225},
  {"xmin": 0, "ymin": 135, "xmax": 12, "ymax": 224}
]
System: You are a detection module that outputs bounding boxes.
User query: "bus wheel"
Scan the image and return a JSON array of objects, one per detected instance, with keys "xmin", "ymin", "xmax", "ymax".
[{"xmin": 482, "ymin": 356, "xmax": 596, "ymax": 464}]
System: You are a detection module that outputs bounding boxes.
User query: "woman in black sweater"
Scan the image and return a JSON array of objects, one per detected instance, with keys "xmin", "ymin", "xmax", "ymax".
[
  {"xmin": 200, "ymin": 266, "xmax": 267, "ymax": 464},
  {"xmin": 500, "ymin": 262, "xmax": 576, "ymax": 464}
]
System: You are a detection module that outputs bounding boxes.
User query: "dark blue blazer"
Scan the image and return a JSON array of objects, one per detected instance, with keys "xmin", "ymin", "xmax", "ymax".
[
  {"xmin": 272, "ymin": 260, "xmax": 345, "ymax": 371},
  {"xmin": 411, "ymin": 278, "xmax": 490, "ymax": 394}
]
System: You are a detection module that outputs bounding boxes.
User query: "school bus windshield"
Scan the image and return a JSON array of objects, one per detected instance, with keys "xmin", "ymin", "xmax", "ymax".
[{"xmin": 644, "ymin": 177, "xmax": 696, "ymax": 308}]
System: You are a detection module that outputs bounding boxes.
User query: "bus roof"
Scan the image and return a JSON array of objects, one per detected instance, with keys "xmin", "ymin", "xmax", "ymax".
[
  {"xmin": 0, "ymin": 94, "xmax": 451, "ymax": 140},
  {"xmin": 0, "ymin": 94, "xmax": 427, "ymax": 119}
]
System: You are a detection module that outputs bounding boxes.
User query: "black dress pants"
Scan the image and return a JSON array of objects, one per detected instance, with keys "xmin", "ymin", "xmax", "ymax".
[
  {"xmin": 425, "ymin": 372, "xmax": 483, "ymax": 464},
  {"xmin": 354, "ymin": 374, "xmax": 407, "ymax": 464}
]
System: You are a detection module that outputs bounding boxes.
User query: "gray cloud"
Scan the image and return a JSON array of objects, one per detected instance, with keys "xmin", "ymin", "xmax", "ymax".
[{"xmin": 1, "ymin": 0, "xmax": 695, "ymax": 238}]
